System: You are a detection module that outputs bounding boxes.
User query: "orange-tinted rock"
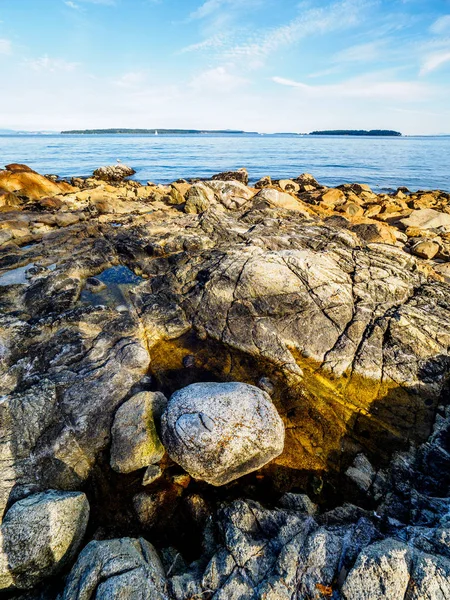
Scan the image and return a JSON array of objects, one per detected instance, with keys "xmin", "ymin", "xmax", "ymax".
[
  {"xmin": 0, "ymin": 171, "xmax": 75, "ymax": 200},
  {"xmin": 5, "ymin": 163, "xmax": 37, "ymax": 174},
  {"xmin": 0, "ymin": 190, "xmax": 21, "ymax": 210}
]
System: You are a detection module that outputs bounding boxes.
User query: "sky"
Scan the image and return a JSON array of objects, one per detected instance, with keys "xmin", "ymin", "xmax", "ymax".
[{"xmin": 0, "ymin": 0, "xmax": 450, "ymax": 134}]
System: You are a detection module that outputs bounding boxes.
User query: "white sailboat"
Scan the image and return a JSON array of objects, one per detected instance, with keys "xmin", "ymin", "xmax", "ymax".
[{"xmin": 155, "ymin": 130, "xmax": 158, "ymax": 136}]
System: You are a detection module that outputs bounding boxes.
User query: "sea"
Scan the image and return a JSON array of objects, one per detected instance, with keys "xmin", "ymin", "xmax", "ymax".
[{"xmin": 0, "ymin": 134, "xmax": 449, "ymax": 192}]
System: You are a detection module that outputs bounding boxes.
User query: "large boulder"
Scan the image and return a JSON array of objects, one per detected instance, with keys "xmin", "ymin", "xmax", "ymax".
[
  {"xmin": 205, "ymin": 180, "xmax": 255, "ymax": 210},
  {"xmin": 161, "ymin": 382, "xmax": 285, "ymax": 486},
  {"xmin": 62, "ymin": 537, "xmax": 168, "ymax": 600},
  {"xmin": 0, "ymin": 168, "xmax": 75, "ymax": 200},
  {"xmin": 92, "ymin": 164, "xmax": 136, "ymax": 182},
  {"xmin": 0, "ymin": 491, "xmax": 89, "ymax": 591},
  {"xmin": 256, "ymin": 186, "xmax": 312, "ymax": 214}
]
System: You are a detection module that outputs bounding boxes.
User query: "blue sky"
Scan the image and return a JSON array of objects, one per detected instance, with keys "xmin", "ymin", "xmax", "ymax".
[{"xmin": 0, "ymin": 0, "xmax": 449, "ymax": 133}]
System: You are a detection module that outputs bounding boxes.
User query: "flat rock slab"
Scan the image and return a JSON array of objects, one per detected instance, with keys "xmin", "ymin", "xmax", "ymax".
[
  {"xmin": 400, "ymin": 208, "xmax": 450, "ymax": 230},
  {"xmin": 161, "ymin": 382, "xmax": 285, "ymax": 486}
]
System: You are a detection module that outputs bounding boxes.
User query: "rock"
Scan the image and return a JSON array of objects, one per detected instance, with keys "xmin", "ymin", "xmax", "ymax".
[
  {"xmin": 400, "ymin": 208, "xmax": 450, "ymax": 231},
  {"xmin": 320, "ymin": 188, "xmax": 346, "ymax": 208},
  {"xmin": 351, "ymin": 183, "xmax": 373, "ymax": 194},
  {"xmin": 0, "ymin": 491, "xmax": 89, "ymax": 591},
  {"xmin": 0, "ymin": 170, "xmax": 75, "ymax": 200},
  {"xmin": 411, "ymin": 240, "xmax": 440, "ymax": 259},
  {"xmin": 211, "ymin": 168, "xmax": 248, "ymax": 186},
  {"xmin": 55, "ymin": 212, "xmax": 80, "ymax": 227},
  {"xmin": 279, "ymin": 493, "xmax": 318, "ymax": 515},
  {"xmin": 256, "ymin": 187, "xmax": 312, "ymax": 214},
  {"xmin": 294, "ymin": 173, "xmax": 320, "ymax": 189},
  {"xmin": 92, "ymin": 164, "xmax": 136, "ymax": 182},
  {"xmin": 346, "ymin": 453, "xmax": 376, "ymax": 492},
  {"xmin": 5, "ymin": 163, "xmax": 37, "ymax": 173},
  {"xmin": 133, "ymin": 489, "xmax": 179, "ymax": 530},
  {"xmin": 0, "ymin": 189, "xmax": 21, "ymax": 209},
  {"xmin": 161, "ymin": 382, "xmax": 285, "ymax": 486},
  {"xmin": 337, "ymin": 201, "xmax": 364, "ymax": 218},
  {"xmin": 62, "ymin": 538, "xmax": 168, "ymax": 600},
  {"xmin": 184, "ymin": 182, "xmax": 216, "ymax": 214},
  {"xmin": 110, "ymin": 391, "xmax": 166, "ymax": 474},
  {"xmin": 168, "ymin": 186, "xmax": 185, "ymax": 205},
  {"xmin": 278, "ymin": 179, "xmax": 300, "ymax": 193},
  {"xmin": 254, "ymin": 175, "xmax": 272, "ymax": 189},
  {"xmin": 351, "ymin": 222, "xmax": 397, "ymax": 245},
  {"xmin": 206, "ymin": 180, "xmax": 254, "ymax": 210},
  {"xmin": 142, "ymin": 465, "xmax": 163, "ymax": 486},
  {"xmin": 434, "ymin": 262, "xmax": 450, "ymax": 281}
]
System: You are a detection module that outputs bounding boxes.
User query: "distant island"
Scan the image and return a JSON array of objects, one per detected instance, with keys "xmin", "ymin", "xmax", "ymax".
[
  {"xmin": 61, "ymin": 128, "xmax": 258, "ymax": 135},
  {"xmin": 309, "ymin": 129, "xmax": 402, "ymax": 137}
]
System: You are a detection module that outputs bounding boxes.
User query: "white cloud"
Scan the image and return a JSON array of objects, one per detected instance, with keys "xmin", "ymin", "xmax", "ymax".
[
  {"xmin": 430, "ymin": 14, "xmax": 450, "ymax": 35},
  {"xmin": 24, "ymin": 56, "xmax": 80, "ymax": 72},
  {"xmin": 272, "ymin": 75, "xmax": 429, "ymax": 101},
  {"xmin": 0, "ymin": 39, "xmax": 12, "ymax": 55},
  {"xmin": 189, "ymin": 66, "xmax": 248, "ymax": 92},
  {"xmin": 114, "ymin": 71, "xmax": 148, "ymax": 88},
  {"xmin": 64, "ymin": 1, "xmax": 81, "ymax": 8},
  {"xmin": 420, "ymin": 51, "xmax": 450, "ymax": 75}
]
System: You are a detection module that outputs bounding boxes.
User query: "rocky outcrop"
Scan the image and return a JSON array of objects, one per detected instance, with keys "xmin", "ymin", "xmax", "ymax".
[
  {"xmin": 161, "ymin": 382, "xmax": 285, "ymax": 485},
  {"xmin": 0, "ymin": 163, "xmax": 450, "ymax": 597},
  {"xmin": 92, "ymin": 164, "xmax": 136, "ymax": 182}
]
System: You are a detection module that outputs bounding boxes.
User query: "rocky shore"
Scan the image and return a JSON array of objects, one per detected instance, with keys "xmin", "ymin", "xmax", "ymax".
[{"xmin": 0, "ymin": 162, "xmax": 449, "ymax": 599}]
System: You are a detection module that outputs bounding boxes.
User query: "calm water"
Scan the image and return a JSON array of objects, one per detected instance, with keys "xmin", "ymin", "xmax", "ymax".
[{"xmin": 0, "ymin": 134, "xmax": 449, "ymax": 192}]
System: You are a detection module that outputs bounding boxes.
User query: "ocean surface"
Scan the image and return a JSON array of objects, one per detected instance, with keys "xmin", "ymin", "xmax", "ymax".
[{"xmin": 0, "ymin": 134, "xmax": 449, "ymax": 192}]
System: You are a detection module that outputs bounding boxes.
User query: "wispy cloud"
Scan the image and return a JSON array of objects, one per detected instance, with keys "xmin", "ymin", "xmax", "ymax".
[
  {"xmin": 430, "ymin": 14, "xmax": 450, "ymax": 35},
  {"xmin": 180, "ymin": 34, "xmax": 227, "ymax": 54},
  {"xmin": 190, "ymin": 0, "xmax": 262, "ymax": 20},
  {"xmin": 272, "ymin": 75, "xmax": 429, "ymax": 101},
  {"xmin": 24, "ymin": 56, "xmax": 80, "ymax": 72},
  {"xmin": 333, "ymin": 41, "xmax": 383, "ymax": 63},
  {"xmin": 0, "ymin": 39, "xmax": 12, "ymax": 55},
  {"xmin": 64, "ymin": 1, "xmax": 81, "ymax": 9},
  {"xmin": 420, "ymin": 51, "xmax": 450, "ymax": 75},
  {"xmin": 222, "ymin": 0, "xmax": 372, "ymax": 65}
]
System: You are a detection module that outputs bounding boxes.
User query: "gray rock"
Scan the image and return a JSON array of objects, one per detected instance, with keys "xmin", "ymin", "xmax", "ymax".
[
  {"xmin": 93, "ymin": 164, "xmax": 136, "ymax": 182},
  {"xmin": 400, "ymin": 208, "xmax": 450, "ymax": 231},
  {"xmin": 161, "ymin": 382, "xmax": 285, "ymax": 486},
  {"xmin": 0, "ymin": 491, "xmax": 89, "ymax": 591},
  {"xmin": 110, "ymin": 391, "xmax": 166, "ymax": 474},
  {"xmin": 62, "ymin": 537, "xmax": 168, "ymax": 600},
  {"xmin": 142, "ymin": 464, "xmax": 163, "ymax": 486},
  {"xmin": 205, "ymin": 180, "xmax": 254, "ymax": 210},
  {"xmin": 346, "ymin": 453, "xmax": 376, "ymax": 492}
]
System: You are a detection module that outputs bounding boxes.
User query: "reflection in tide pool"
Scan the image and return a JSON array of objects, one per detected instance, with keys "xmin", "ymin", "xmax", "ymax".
[{"xmin": 80, "ymin": 265, "xmax": 143, "ymax": 309}]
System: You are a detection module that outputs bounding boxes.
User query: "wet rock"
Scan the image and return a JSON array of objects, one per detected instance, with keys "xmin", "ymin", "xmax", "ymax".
[
  {"xmin": 0, "ymin": 491, "xmax": 89, "ymax": 591},
  {"xmin": 110, "ymin": 391, "xmax": 166, "ymax": 474},
  {"xmin": 92, "ymin": 164, "xmax": 136, "ymax": 182},
  {"xmin": 211, "ymin": 168, "xmax": 248, "ymax": 186},
  {"xmin": 62, "ymin": 537, "xmax": 168, "ymax": 600},
  {"xmin": 161, "ymin": 382, "xmax": 285, "ymax": 486}
]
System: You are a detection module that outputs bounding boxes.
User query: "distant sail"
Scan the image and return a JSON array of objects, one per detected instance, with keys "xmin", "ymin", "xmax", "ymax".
[{"xmin": 155, "ymin": 130, "xmax": 158, "ymax": 136}]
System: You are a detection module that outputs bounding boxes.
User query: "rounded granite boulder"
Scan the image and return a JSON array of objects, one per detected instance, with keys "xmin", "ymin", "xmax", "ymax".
[{"xmin": 160, "ymin": 382, "xmax": 285, "ymax": 486}]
